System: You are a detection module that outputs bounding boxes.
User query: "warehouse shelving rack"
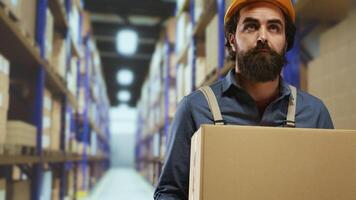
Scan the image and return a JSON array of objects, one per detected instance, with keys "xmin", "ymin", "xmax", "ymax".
[{"xmin": 0, "ymin": 0, "xmax": 110, "ymax": 199}]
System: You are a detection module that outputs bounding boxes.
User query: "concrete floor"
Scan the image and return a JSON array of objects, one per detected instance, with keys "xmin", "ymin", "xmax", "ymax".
[{"xmin": 86, "ymin": 168, "xmax": 154, "ymax": 200}]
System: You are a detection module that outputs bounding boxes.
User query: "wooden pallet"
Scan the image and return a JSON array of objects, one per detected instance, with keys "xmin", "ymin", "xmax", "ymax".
[{"xmin": 0, "ymin": 144, "xmax": 36, "ymax": 156}]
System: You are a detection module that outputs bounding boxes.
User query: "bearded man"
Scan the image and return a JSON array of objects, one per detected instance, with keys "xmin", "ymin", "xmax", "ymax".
[{"xmin": 154, "ymin": 1, "xmax": 334, "ymax": 199}]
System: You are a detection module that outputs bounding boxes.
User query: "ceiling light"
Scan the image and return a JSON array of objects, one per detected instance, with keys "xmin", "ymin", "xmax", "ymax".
[
  {"xmin": 128, "ymin": 15, "xmax": 161, "ymax": 26},
  {"xmin": 116, "ymin": 29, "xmax": 138, "ymax": 56},
  {"xmin": 116, "ymin": 69, "xmax": 134, "ymax": 85},
  {"xmin": 117, "ymin": 91, "xmax": 131, "ymax": 102}
]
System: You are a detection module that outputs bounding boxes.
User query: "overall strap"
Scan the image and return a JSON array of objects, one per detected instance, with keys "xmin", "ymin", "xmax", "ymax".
[
  {"xmin": 285, "ymin": 85, "xmax": 297, "ymax": 127},
  {"xmin": 199, "ymin": 86, "xmax": 224, "ymax": 125}
]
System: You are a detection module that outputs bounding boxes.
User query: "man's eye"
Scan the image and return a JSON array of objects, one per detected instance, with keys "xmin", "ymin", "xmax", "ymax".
[
  {"xmin": 244, "ymin": 24, "xmax": 258, "ymax": 32},
  {"xmin": 269, "ymin": 24, "xmax": 281, "ymax": 32}
]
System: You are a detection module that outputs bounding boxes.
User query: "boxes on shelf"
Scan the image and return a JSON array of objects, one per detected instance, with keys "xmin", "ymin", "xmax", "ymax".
[
  {"xmin": 52, "ymin": 34, "xmax": 67, "ymax": 80},
  {"xmin": 0, "ymin": 0, "xmax": 21, "ymax": 20},
  {"xmin": 308, "ymin": 10, "xmax": 356, "ymax": 129},
  {"xmin": 0, "ymin": 55, "xmax": 9, "ymax": 143},
  {"xmin": 166, "ymin": 17, "xmax": 176, "ymax": 44},
  {"xmin": 6, "ymin": 121, "xmax": 37, "ymax": 147},
  {"xmin": 176, "ymin": 12, "xmax": 191, "ymax": 55},
  {"xmin": 42, "ymin": 89, "xmax": 52, "ymax": 150},
  {"xmin": 67, "ymin": 57, "xmax": 78, "ymax": 97},
  {"xmin": 50, "ymin": 99, "xmax": 61, "ymax": 151},
  {"xmin": 0, "ymin": 179, "xmax": 6, "ymax": 200},
  {"xmin": 51, "ymin": 178, "xmax": 60, "ymax": 200},
  {"xmin": 205, "ymin": 14, "xmax": 219, "ymax": 76},
  {"xmin": 40, "ymin": 171, "xmax": 53, "ymax": 200},
  {"xmin": 20, "ymin": 0, "xmax": 37, "ymax": 42},
  {"xmin": 189, "ymin": 125, "xmax": 356, "ymax": 200},
  {"xmin": 6, "ymin": 180, "xmax": 31, "ymax": 200},
  {"xmin": 176, "ymin": 64, "xmax": 185, "ymax": 103},
  {"xmin": 194, "ymin": 0, "xmax": 204, "ymax": 22},
  {"xmin": 70, "ymin": 2, "xmax": 80, "ymax": 48},
  {"xmin": 45, "ymin": 8, "xmax": 54, "ymax": 62},
  {"xmin": 184, "ymin": 62, "xmax": 193, "ymax": 96},
  {"xmin": 195, "ymin": 57, "xmax": 207, "ymax": 88}
]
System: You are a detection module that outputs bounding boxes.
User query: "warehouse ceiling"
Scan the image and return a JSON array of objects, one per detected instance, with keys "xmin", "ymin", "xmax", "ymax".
[{"xmin": 84, "ymin": 0, "xmax": 175, "ymax": 107}]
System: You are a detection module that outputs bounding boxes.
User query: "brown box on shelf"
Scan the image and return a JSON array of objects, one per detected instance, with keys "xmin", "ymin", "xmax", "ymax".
[
  {"xmin": 50, "ymin": 100, "xmax": 61, "ymax": 151},
  {"xmin": 52, "ymin": 34, "xmax": 67, "ymax": 80},
  {"xmin": 189, "ymin": 125, "xmax": 356, "ymax": 200},
  {"xmin": 51, "ymin": 178, "xmax": 60, "ymax": 200},
  {"xmin": 45, "ymin": 8, "xmax": 54, "ymax": 63},
  {"xmin": 205, "ymin": 14, "xmax": 219, "ymax": 77},
  {"xmin": 6, "ymin": 121, "xmax": 37, "ymax": 147},
  {"xmin": 166, "ymin": 17, "xmax": 176, "ymax": 44},
  {"xmin": 6, "ymin": 180, "xmax": 31, "ymax": 200},
  {"xmin": 0, "ymin": 179, "xmax": 6, "ymax": 199},
  {"xmin": 195, "ymin": 57, "xmax": 207, "ymax": 88},
  {"xmin": 20, "ymin": 0, "xmax": 37, "ymax": 41},
  {"xmin": 0, "ymin": 0, "xmax": 21, "ymax": 20}
]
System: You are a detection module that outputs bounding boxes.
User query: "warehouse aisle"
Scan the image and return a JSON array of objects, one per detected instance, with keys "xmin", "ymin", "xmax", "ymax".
[{"xmin": 87, "ymin": 168, "xmax": 154, "ymax": 200}]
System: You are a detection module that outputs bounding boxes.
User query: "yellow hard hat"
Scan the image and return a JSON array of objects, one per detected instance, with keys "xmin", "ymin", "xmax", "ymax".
[{"xmin": 224, "ymin": 0, "xmax": 296, "ymax": 24}]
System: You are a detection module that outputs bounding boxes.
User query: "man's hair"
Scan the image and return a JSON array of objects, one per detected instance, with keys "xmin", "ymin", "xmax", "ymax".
[{"xmin": 224, "ymin": 11, "xmax": 296, "ymax": 61}]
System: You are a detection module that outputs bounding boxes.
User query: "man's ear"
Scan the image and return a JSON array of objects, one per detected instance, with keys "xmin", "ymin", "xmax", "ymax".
[{"xmin": 229, "ymin": 33, "xmax": 236, "ymax": 52}]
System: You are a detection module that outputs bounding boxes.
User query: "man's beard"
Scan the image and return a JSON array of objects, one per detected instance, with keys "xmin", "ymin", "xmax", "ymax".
[{"xmin": 236, "ymin": 41, "xmax": 286, "ymax": 83}]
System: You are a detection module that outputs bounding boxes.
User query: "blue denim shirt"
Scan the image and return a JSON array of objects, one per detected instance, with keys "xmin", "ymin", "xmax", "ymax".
[{"xmin": 154, "ymin": 70, "xmax": 334, "ymax": 200}]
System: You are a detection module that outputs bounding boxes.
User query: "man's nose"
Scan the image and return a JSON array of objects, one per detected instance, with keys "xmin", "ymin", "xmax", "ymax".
[{"xmin": 257, "ymin": 27, "xmax": 268, "ymax": 43}]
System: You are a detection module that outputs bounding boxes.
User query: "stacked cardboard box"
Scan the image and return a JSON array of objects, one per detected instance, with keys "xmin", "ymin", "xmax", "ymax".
[
  {"xmin": 50, "ymin": 100, "xmax": 61, "ymax": 151},
  {"xmin": 308, "ymin": 9, "xmax": 356, "ymax": 129},
  {"xmin": 6, "ymin": 121, "xmax": 36, "ymax": 147},
  {"xmin": 0, "ymin": 179, "xmax": 6, "ymax": 200},
  {"xmin": 176, "ymin": 64, "xmax": 185, "ymax": 102},
  {"xmin": 6, "ymin": 180, "xmax": 31, "ymax": 200},
  {"xmin": 67, "ymin": 57, "xmax": 78, "ymax": 97},
  {"xmin": 20, "ymin": 0, "xmax": 36, "ymax": 42},
  {"xmin": 45, "ymin": 9, "xmax": 54, "ymax": 62},
  {"xmin": 51, "ymin": 178, "xmax": 60, "ymax": 200},
  {"xmin": 42, "ymin": 89, "xmax": 52, "ymax": 150},
  {"xmin": 195, "ymin": 57, "xmax": 207, "ymax": 88},
  {"xmin": 205, "ymin": 14, "xmax": 219, "ymax": 77},
  {"xmin": 0, "ymin": 55, "xmax": 9, "ymax": 144},
  {"xmin": 52, "ymin": 33, "xmax": 67, "ymax": 80},
  {"xmin": 0, "ymin": 0, "xmax": 21, "ymax": 20},
  {"xmin": 176, "ymin": 12, "xmax": 191, "ymax": 55}
]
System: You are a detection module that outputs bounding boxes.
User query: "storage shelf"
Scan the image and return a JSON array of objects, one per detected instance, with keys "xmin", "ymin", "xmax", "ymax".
[
  {"xmin": 48, "ymin": 0, "xmax": 68, "ymax": 36},
  {"xmin": 176, "ymin": 0, "xmax": 190, "ymax": 17},
  {"xmin": 0, "ymin": 6, "xmax": 79, "ymax": 111},
  {"xmin": 89, "ymin": 118, "xmax": 107, "ymax": 143},
  {"xmin": 174, "ymin": 40, "xmax": 191, "ymax": 66},
  {"xmin": 0, "ymin": 154, "xmax": 107, "ymax": 165},
  {"xmin": 199, "ymin": 61, "xmax": 234, "ymax": 88},
  {"xmin": 193, "ymin": 0, "xmax": 217, "ymax": 38}
]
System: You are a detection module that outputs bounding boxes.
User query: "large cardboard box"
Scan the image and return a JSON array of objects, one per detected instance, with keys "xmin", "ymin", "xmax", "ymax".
[
  {"xmin": 189, "ymin": 125, "xmax": 356, "ymax": 200},
  {"xmin": 6, "ymin": 180, "xmax": 31, "ymax": 200}
]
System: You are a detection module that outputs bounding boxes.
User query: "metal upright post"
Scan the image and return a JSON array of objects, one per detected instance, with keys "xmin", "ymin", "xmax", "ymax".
[
  {"xmin": 283, "ymin": 0, "xmax": 300, "ymax": 88},
  {"xmin": 217, "ymin": 0, "xmax": 226, "ymax": 79},
  {"xmin": 32, "ymin": 0, "xmax": 48, "ymax": 199}
]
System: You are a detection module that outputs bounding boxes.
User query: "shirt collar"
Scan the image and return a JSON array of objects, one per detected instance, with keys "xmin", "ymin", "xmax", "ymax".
[{"xmin": 222, "ymin": 69, "xmax": 292, "ymax": 97}]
